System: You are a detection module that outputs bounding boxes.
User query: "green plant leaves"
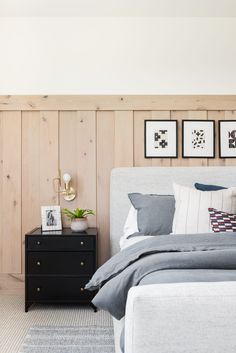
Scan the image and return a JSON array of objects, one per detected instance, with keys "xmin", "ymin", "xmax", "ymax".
[{"xmin": 62, "ymin": 208, "xmax": 95, "ymax": 220}]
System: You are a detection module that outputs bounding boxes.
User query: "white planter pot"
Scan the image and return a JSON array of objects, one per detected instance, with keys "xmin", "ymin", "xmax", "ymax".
[{"xmin": 70, "ymin": 218, "xmax": 88, "ymax": 232}]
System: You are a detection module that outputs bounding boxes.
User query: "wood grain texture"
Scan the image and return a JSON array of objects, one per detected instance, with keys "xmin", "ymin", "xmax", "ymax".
[
  {"xmin": 22, "ymin": 111, "xmax": 59, "ymax": 271},
  {"xmin": 0, "ymin": 274, "xmax": 24, "ymax": 291},
  {"xmin": 114, "ymin": 111, "xmax": 134, "ymax": 167},
  {"xmin": 2, "ymin": 95, "xmax": 236, "ymax": 284},
  {"xmin": 134, "ymin": 111, "xmax": 152, "ymax": 167},
  {"xmin": 59, "ymin": 111, "xmax": 97, "ymax": 227},
  {"xmin": 39, "ymin": 111, "xmax": 59, "ymax": 205},
  {"xmin": 1, "ymin": 95, "xmax": 236, "ymax": 111},
  {"xmin": 0, "ymin": 115, "xmax": 2, "ymax": 273},
  {"xmin": 22, "ymin": 111, "xmax": 41, "ymax": 238},
  {"xmin": 0, "ymin": 111, "xmax": 21, "ymax": 273},
  {"xmin": 96, "ymin": 111, "xmax": 115, "ymax": 264}
]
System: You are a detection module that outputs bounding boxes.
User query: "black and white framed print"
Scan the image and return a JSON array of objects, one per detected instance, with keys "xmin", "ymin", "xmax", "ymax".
[
  {"xmin": 41, "ymin": 205, "xmax": 62, "ymax": 231},
  {"xmin": 182, "ymin": 120, "xmax": 215, "ymax": 158},
  {"xmin": 219, "ymin": 120, "xmax": 236, "ymax": 158},
  {"xmin": 144, "ymin": 120, "xmax": 178, "ymax": 158}
]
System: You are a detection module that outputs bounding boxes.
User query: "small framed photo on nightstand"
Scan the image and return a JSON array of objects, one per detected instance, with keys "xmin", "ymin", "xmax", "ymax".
[
  {"xmin": 41, "ymin": 205, "xmax": 62, "ymax": 231},
  {"xmin": 219, "ymin": 120, "xmax": 236, "ymax": 158}
]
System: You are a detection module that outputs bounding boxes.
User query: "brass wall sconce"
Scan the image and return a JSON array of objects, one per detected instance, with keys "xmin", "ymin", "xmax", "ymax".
[{"xmin": 53, "ymin": 171, "xmax": 76, "ymax": 201}]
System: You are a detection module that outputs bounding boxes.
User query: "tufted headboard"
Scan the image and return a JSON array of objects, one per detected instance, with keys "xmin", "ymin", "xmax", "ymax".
[{"xmin": 110, "ymin": 166, "xmax": 236, "ymax": 256}]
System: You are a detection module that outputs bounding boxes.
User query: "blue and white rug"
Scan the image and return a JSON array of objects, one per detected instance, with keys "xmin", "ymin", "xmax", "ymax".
[{"xmin": 18, "ymin": 326, "xmax": 115, "ymax": 353}]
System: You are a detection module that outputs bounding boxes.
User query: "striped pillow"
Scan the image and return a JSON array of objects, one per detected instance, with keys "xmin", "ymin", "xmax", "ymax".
[
  {"xmin": 172, "ymin": 183, "xmax": 236, "ymax": 234},
  {"xmin": 208, "ymin": 208, "xmax": 236, "ymax": 233}
]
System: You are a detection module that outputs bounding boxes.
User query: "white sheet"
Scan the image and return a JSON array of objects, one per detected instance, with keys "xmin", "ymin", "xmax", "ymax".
[{"xmin": 123, "ymin": 206, "xmax": 138, "ymax": 238}]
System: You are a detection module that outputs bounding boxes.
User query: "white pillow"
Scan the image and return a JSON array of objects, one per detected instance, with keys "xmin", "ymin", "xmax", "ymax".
[
  {"xmin": 123, "ymin": 206, "xmax": 138, "ymax": 238},
  {"xmin": 172, "ymin": 183, "xmax": 236, "ymax": 234}
]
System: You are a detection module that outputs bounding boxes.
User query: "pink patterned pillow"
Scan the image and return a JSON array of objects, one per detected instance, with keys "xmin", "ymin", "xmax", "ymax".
[{"xmin": 208, "ymin": 208, "xmax": 236, "ymax": 233}]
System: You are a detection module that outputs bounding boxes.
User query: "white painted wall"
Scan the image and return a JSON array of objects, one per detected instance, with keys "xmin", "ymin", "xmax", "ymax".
[
  {"xmin": 0, "ymin": 17, "xmax": 236, "ymax": 94},
  {"xmin": 1, "ymin": 0, "xmax": 236, "ymax": 17}
]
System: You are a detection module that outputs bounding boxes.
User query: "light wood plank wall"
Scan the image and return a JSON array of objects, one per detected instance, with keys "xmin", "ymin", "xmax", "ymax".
[{"xmin": 1, "ymin": 95, "xmax": 236, "ymax": 290}]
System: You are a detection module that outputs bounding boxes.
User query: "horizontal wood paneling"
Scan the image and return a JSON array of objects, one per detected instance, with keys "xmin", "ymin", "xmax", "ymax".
[
  {"xmin": 1, "ymin": 95, "xmax": 236, "ymax": 288},
  {"xmin": 1, "ymin": 95, "xmax": 236, "ymax": 111}
]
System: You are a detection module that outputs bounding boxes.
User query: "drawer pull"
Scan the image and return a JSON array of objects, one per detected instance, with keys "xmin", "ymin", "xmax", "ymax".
[
  {"xmin": 80, "ymin": 287, "xmax": 84, "ymax": 292},
  {"xmin": 36, "ymin": 261, "xmax": 41, "ymax": 266},
  {"xmin": 80, "ymin": 241, "xmax": 84, "ymax": 245},
  {"xmin": 80, "ymin": 261, "xmax": 85, "ymax": 266},
  {"xmin": 37, "ymin": 241, "xmax": 41, "ymax": 245},
  {"xmin": 36, "ymin": 287, "xmax": 41, "ymax": 292}
]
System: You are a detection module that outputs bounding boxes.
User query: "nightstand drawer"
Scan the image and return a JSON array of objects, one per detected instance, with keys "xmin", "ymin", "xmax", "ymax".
[
  {"xmin": 27, "ymin": 236, "xmax": 94, "ymax": 251},
  {"xmin": 27, "ymin": 252, "xmax": 94, "ymax": 275},
  {"xmin": 27, "ymin": 276, "xmax": 94, "ymax": 301}
]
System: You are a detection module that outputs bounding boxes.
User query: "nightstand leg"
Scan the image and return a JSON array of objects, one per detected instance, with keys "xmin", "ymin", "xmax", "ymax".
[
  {"xmin": 25, "ymin": 302, "xmax": 32, "ymax": 312},
  {"xmin": 90, "ymin": 303, "xmax": 97, "ymax": 312}
]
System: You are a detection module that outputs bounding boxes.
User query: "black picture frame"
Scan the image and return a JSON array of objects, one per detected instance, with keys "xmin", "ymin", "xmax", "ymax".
[
  {"xmin": 219, "ymin": 120, "xmax": 236, "ymax": 158},
  {"xmin": 182, "ymin": 120, "xmax": 215, "ymax": 158},
  {"xmin": 144, "ymin": 120, "xmax": 178, "ymax": 158}
]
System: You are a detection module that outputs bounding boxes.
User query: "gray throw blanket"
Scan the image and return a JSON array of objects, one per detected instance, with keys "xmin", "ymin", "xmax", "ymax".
[{"xmin": 86, "ymin": 233, "xmax": 236, "ymax": 319}]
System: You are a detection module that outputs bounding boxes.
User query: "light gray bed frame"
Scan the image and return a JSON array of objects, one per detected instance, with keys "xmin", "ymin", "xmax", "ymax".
[
  {"xmin": 110, "ymin": 166, "xmax": 236, "ymax": 255},
  {"xmin": 110, "ymin": 166, "xmax": 236, "ymax": 353}
]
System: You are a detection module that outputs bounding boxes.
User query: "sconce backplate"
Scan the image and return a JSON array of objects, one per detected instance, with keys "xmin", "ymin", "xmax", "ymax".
[{"xmin": 63, "ymin": 187, "xmax": 76, "ymax": 202}]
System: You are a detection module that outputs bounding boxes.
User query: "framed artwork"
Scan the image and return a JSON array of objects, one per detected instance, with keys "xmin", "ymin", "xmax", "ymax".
[
  {"xmin": 219, "ymin": 120, "xmax": 236, "ymax": 158},
  {"xmin": 144, "ymin": 120, "xmax": 178, "ymax": 158},
  {"xmin": 41, "ymin": 205, "xmax": 62, "ymax": 231},
  {"xmin": 182, "ymin": 120, "xmax": 215, "ymax": 158}
]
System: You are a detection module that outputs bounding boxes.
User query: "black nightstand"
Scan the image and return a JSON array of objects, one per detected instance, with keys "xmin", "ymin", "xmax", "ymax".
[{"xmin": 25, "ymin": 227, "xmax": 97, "ymax": 312}]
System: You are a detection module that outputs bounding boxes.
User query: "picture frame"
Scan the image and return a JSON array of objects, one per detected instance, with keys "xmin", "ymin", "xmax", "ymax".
[
  {"xmin": 144, "ymin": 120, "xmax": 178, "ymax": 158},
  {"xmin": 41, "ymin": 205, "xmax": 62, "ymax": 231},
  {"xmin": 219, "ymin": 120, "xmax": 236, "ymax": 158},
  {"xmin": 182, "ymin": 120, "xmax": 215, "ymax": 158}
]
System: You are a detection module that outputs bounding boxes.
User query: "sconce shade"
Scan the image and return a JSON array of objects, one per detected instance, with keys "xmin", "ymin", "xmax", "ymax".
[
  {"xmin": 53, "ymin": 172, "xmax": 76, "ymax": 201},
  {"xmin": 63, "ymin": 173, "xmax": 72, "ymax": 184}
]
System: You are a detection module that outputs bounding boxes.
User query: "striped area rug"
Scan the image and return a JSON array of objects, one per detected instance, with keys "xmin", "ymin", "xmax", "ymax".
[{"xmin": 18, "ymin": 326, "xmax": 115, "ymax": 353}]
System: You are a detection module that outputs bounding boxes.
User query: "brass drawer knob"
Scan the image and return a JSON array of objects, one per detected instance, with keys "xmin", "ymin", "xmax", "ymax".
[
  {"xmin": 80, "ymin": 287, "xmax": 84, "ymax": 292},
  {"xmin": 36, "ymin": 261, "xmax": 41, "ymax": 266},
  {"xmin": 80, "ymin": 241, "xmax": 84, "ymax": 245},
  {"xmin": 36, "ymin": 287, "xmax": 41, "ymax": 292},
  {"xmin": 80, "ymin": 261, "xmax": 85, "ymax": 266},
  {"xmin": 37, "ymin": 241, "xmax": 41, "ymax": 245}
]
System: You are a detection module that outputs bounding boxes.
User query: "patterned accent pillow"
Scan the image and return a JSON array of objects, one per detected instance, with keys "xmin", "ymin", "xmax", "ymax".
[
  {"xmin": 172, "ymin": 183, "xmax": 236, "ymax": 234},
  {"xmin": 208, "ymin": 208, "xmax": 236, "ymax": 233}
]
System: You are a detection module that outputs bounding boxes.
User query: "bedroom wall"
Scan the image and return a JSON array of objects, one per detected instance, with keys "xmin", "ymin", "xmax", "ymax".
[
  {"xmin": 1, "ymin": 17, "xmax": 236, "ymax": 94},
  {"xmin": 0, "ymin": 95, "xmax": 236, "ymax": 291}
]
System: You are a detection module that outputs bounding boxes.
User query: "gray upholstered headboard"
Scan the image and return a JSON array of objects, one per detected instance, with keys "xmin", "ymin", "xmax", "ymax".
[{"xmin": 110, "ymin": 166, "xmax": 236, "ymax": 256}]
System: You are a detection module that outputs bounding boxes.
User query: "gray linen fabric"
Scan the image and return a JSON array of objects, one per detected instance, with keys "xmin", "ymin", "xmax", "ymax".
[
  {"xmin": 128, "ymin": 193, "xmax": 175, "ymax": 236},
  {"xmin": 85, "ymin": 233, "xmax": 236, "ymax": 319}
]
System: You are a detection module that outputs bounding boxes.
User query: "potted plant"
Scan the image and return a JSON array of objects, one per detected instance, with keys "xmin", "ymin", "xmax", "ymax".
[{"xmin": 62, "ymin": 208, "xmax": 95, "ymax": 232}]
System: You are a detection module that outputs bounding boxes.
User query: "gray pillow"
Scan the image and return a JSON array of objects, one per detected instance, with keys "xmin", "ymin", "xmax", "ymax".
[{"xmin": 128, "ymin": 193, "xmax": 175, "ymax": 236}]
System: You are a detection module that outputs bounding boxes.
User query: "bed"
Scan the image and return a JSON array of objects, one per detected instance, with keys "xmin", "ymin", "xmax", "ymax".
[{"xmin": 89, "ymin": 167, "xmax": 236, "ymax": 353}]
